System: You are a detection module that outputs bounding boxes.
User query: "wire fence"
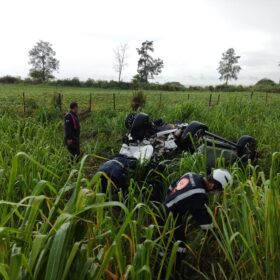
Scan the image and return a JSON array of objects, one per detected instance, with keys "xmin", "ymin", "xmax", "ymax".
[{"xmin": 0, "ymin": 90, "xmax": 279, "ymax": 115}]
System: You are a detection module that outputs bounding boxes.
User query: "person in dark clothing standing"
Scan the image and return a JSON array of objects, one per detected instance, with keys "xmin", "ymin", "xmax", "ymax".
[{"xmin": 64, "ymin": 102, "xmax": 80, "ymax": 159}]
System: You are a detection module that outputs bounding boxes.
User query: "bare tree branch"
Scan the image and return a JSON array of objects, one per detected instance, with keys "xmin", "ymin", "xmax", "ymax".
[{"xmin": 113, "ymin": 43, "xmax": 129, "ymax": 83}]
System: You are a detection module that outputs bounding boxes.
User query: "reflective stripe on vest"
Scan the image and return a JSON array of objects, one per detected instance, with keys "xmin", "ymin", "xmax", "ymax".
[
  {"xmin": 177, "ymin": 247, "xmax": 187, "ymax": 253},
  {"xmin": 105, "ymin": 159, "xmax": 125, "ymax": 169},
  {"xmin": 165, "ymin": 188, "xmax": 206, "ymax": 208},
  {"xmin": 200, "ymin": 223, "xmax": 214, "ymax": 230}
]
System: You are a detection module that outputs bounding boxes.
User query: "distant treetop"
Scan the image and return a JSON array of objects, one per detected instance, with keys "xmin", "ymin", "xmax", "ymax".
[
  {"xmin": 255, "ymin": 78, "xmax": 276, "ymax": 86},
  {"xmin": 28, "ymin": 40, "xmax": 59, "ymax": 81}
]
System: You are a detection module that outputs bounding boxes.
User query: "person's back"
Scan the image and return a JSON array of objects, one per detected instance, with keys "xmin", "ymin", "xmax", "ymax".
[
  {"xmin": 97, "ymin": 157, "xmax": 127, "ymax": 193},
  {"xmin": 162, "ymin": 169, "xmax": 232, "ymax": 272},
  {"xmin": 164, "ymin": 172, "xmax": 213, "ymax": 232},
  {"xmin": 97, "ymin": 156, "xmax": 137, "ymax": 193}
]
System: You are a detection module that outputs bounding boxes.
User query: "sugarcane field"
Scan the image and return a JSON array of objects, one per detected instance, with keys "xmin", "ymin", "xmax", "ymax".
[{"xmin": 1, "ymin": 1, "xmax": 280, "ymax": 279}]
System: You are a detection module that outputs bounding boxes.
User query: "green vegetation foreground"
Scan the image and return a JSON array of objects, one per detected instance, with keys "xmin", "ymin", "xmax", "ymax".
[{"xmin": 0, "ymin": 85, "xmax": 280, "ymax": 279}]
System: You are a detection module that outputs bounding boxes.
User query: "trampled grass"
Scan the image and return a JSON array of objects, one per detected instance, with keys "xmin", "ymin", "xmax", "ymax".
[{"xmin": 0, "ymin": 84, "xmax": 279, "ymax": 279}]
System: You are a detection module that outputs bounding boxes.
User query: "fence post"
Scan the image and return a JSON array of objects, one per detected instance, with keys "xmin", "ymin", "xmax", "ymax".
[
  {"xmin": 159, "ymin": 92, "xmax": 162, "ymax": 108},
  {"xmin": 89, "ymin": 93, "xmax": 92, "ymax": 111},
  {"xmin": 251, "ymin": 91, "xmax": 254, "ymax": 100},
  {"xmin": 22, "ymin": 92, "xmax": 26, "ymax": 116},
  {"xmin": 208, "ymin": 94, "xmax": 212, "ymax": 107},
  {"xmin": 265, "ymin": 92, "xmax": 268, "ymax": 104},
  {"xmin": 188, "ymin": 93, "xmax": 190, "ymax": 101},
  {"xmin": 216, "ymin": 94, "xmax": 220, "ymax": 105},
  {"xmin": 59, "ymin": 93, "xmax": 62, "ymax": 111},
  {"xmin": 113, "ymin": 93, "xmax": 116, "ymax": 110}
]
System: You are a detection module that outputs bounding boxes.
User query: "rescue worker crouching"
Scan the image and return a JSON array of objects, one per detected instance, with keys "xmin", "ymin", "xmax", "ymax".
[
  {"xmin": 163, "ymin": 169, "xmax": 233, "ymax": 270},
  {"xmin": 96, "ymin": 155, "xmax": 137, "ymax": 194}
]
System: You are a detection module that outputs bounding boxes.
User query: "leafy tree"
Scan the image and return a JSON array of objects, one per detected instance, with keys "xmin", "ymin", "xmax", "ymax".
[
  {"xmin": 28, "ymin": 40, "xmax": 59, "ymax": 81},
  {"xmin": 113, "ymin": 43, "xmax": 129, "ymax": 83},
  {"xmin": 0, "ymin": 75, "xmax": 20, "ymax": 84},
  {"xmin": 136, "ymin": 41, "xmax": 163, "ymax": 82},
  {"xmin": 218, "ymin": 48, "xmax": 241, "ymax": 85},
  {"xmin": 255, "ymin": 78, "xmax": 276, "ymax": 86}
]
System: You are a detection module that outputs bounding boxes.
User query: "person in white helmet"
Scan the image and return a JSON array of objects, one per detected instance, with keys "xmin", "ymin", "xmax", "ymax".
[{"xmin": 163, "ymin": 169, "xmax": 233, "ymax": 254}]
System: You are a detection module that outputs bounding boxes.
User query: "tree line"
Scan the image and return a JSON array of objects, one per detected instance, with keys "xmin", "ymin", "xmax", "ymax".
[
  {"xmin": 27, "ymin": 40, "xmax": 242, "ymax": 85},
  {"xmin": 1, "ymin": 74, "xmax": 280, "ymax": 93},
  {"xmin": 1, "ymin": 39, "xmax": 279, "ymax": 91}
]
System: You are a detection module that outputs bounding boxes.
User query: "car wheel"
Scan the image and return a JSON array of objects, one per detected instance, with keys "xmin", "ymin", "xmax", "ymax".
[
  {"xmin": 178, "ymin": 121, "xmax": 208, "ymax": 153},
  {"xmin": 236, "ymin": 136, "xmax": 256, "ymax": 161},
  {"xmin": 125, "ymin": 112, "xmax": 137, "ymax": 130}
]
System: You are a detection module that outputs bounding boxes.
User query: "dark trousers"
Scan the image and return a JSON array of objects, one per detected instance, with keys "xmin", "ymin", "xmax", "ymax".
[
  {"xmin": 67, "ymin": 141, "xmax": 80, "ymax": 162},
  {"xmin": 157, "ymin": 208, "xmax": 185, "ymax": 243},
  {"xmin": 166, "ymin": 209, "xmax": 185, "ymax": 242},
  {"xmin": 156, "ymin": 208, "xmax": 186, "ymax": 278}
]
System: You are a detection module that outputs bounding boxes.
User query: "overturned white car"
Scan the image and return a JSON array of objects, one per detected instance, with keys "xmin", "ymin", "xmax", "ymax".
[{"xmin": 119, "ymin": 113, "xmax": 256, "ymax": 168}]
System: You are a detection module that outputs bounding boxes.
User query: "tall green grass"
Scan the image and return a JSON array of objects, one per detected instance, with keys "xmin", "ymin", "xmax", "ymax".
[{"xmin": 0, "ymin": 86, "xmax": 279, "ymax": 279}]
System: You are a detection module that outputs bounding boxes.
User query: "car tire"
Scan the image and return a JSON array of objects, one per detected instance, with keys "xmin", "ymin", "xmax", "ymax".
[
  {"xmin": 125, "ymin": 113, "xmax": 137, "ymax": 130},
  {"xmin": 177, "ymin": 121, "xmax": 208, "ymax": 153},
  {"xmin": 236, "ymin": 136, "xmax": 256, "ymax": 161}
]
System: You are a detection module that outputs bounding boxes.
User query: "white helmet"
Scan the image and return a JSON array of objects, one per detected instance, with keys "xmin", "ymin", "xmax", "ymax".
[{"xmin": 213, "ymin": 169, "xmax": 233, "ymax": 189}]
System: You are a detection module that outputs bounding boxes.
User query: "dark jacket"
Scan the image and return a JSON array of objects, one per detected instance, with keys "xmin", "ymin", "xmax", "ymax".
[
  {"xmin": 164, "ymin": 172, "xmax": 212, "ymax": 229},
  {"xmin": 97, "ymin": 156, "xmax": 136, "ymax": 193},
  {"xmin": 64, "ymin": 112, "xmax": 80, "ymax": 144}
]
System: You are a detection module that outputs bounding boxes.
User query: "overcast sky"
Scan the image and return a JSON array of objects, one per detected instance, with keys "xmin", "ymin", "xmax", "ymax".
[{"xmin": 1, "ymin": 0, "xmax": 279, "ymax": 85}]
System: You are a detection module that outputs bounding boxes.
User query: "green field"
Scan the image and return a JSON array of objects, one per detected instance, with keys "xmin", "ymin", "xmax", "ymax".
[{"xmin": 0, "ymin": 84, "xmax": 279, "ymax": 279}]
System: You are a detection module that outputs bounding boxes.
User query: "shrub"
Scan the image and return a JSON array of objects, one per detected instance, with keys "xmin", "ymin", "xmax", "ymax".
[
  {"xmin": 23, "ymin": 78, "xmax": 33, "ymax": 84},
  {"xmin": 188, "ymin": 85, "xmax": 205, "ymax": 91},
  {"xmin": 131, "ymin": 90, "xmax": 146, "ymax": 110},
  {"xmin": 70, "ymin": 77, "xmax": 81, "ymax": 87},
  {"xmin": 56, "ymin": 77, "xmax": 81, "ymax": 87},
  {"xmin": 118, "ymin": 81, "xmax": 133, "ymax": 90},
  {"xmin": 84, "ymin": 78, "xmax": 96, "ymax": 87},
  {"xmin": 52, "ymin": 93, "xmax": 63, "ymax": 110},
  {"xmin": 162, "ymin": 82, "xmax": 186, "ymax": 91},
  {"xmin": 0, "ymin": 75, "xmax": 20, "ymax": 84},
  {"xmin": 254, "ymin": 78, "xmax": 280, "ymax": 93},
  {"xmin": 214, "ymin": 84, "xmax": 247, "ymax": 92},
  {"xmin": 255, "ymin": 78, "xmax": 276, "ymax": 86},
  {"xmin": 95, "ymin": 80, "xmax": 110, "ymax": 88},
  {"xmin": 25, "ymin": 98, "xmax": 39, "ymax": 115}
]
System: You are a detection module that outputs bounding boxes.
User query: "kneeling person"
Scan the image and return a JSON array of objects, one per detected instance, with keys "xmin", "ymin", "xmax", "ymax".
[
  {"xmin": 164, "ymin": 169, "xmax": 232, "ymax": 252},
  {"xmin": 97, "ymin": 156, "xmax": 136, "ymax": 193}
]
